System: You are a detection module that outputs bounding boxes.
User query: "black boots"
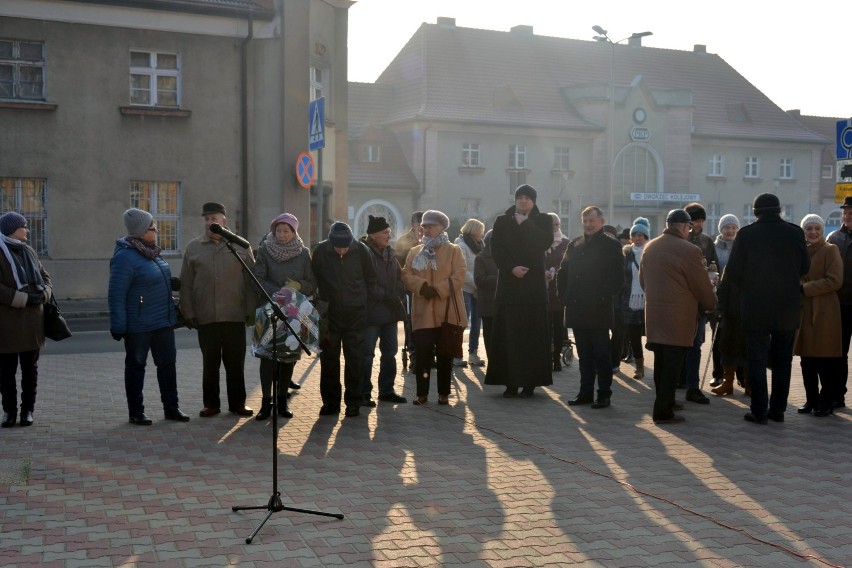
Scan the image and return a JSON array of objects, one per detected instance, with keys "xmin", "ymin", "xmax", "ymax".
[
  {"xmin": 255, "ymin": 396, "xmax": 293, "ymax": 420},
  {"xmin": 278, "ymin": 396, "xmax": 293, "ymax": 419}
]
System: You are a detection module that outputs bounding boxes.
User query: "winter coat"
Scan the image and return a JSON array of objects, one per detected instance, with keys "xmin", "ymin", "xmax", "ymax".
[
  {"xmin": 725, "ymin": 213, "xmax": 810, "ymax": 331},
  {"xmin": 361, "ymin": 237, "xmax": 405, "ymax": 326},
  {"xmin": 402, "ymin": 241, "xmax": 467, "ymax": 331},
  {"xmin": 311, "ymin": 238, "xmax": 377, "ymax": 330},
  {"xmin": 827, "ymin": 225, "xmax": 852, "ymax": 306},
  {"xmin": 0, "ymin": 242, "xmax": 52, "ymax": 353},
  {"xmin": 108, "ymin": 239, "xmax": 177, "ymax": 334},
  {"xmin": 620, "ymin": 245, "xmax": 645, "ymax": 326},
  {"xmin": 474, "ymin": 244, "xmax": 499, "ymax": 318},
  {"xmin": 557, "ymin": 229, "xmax": 624, "ymax": 330},
  {"xmin": 545, "ymin": 237, "xmax": 568, "ymax": 313},
  {"xmin": 687, "ymin": 230, "xmax": 719, "ymax": 267},
  {"xmin": 491, "ymin": 205, "xmax": 553, "ymax": 305},
  {"xmin": 640, "ymin": 229, "xmax": 717, "ymax": 347},
  {"xmin": 715, "ymin": 271, "xmax": 747, "ymax": 365},
  {"xmin": 179, "ymin": 234, "xmax": 256, "ymax": 325},
  {"xmin": 454, "ymin": 235, "xmax": 482, "ymax": 295},
  {"xmin": 252, "ymin": 244, "xmax": 316, "ymax": 299},
  {"xmin": 794, "ymin": 240, "xmax": 843, "ymax": 357},
  {"xmin": 714, "ymin": 236, "xmax": 735, "ymax": 273},
  {"xmin": 395, "ymin": 229, "xmax": 420, "ymax": 268}
]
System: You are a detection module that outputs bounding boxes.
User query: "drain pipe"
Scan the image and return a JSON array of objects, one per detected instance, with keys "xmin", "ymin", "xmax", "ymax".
[{"xmin": 240, "ymin": 12, "xmax": 253, "ymax": 235}]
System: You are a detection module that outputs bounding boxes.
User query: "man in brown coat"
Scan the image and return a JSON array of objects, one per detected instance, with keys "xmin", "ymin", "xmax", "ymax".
[{"xmin": 640, "ymin": 209, "xmax": 717, "ymax": 423}]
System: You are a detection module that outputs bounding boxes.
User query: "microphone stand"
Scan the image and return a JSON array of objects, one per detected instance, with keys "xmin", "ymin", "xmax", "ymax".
[{"xmin": 222, "ymin": 240, "xmax": 343, "ymax": 543}]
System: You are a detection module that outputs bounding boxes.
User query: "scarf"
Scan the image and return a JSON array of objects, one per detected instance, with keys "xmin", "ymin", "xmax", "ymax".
[
  {"xmin": 628, "ymin": 244, "xmax": 645, "ymax": 311},
  {"xmin": 1, "ymin": 234, "xmax": 44, "ymax": 291},
  {"xmin": 514, "ymin": 211, "xmax": 529, "ymax": 225},
  {"xmin": 123, "ymin": 236, "xmax": 162, "ymax": 260},
  {"xmin": 411, "ymin": 232, "xmax": 449, "ymax": 271},
  {"xmin": 264, "ymin": 233, "xmax": 305, "ymax": 263},
  {"xmin": 462, "ymin": 233, "xmax": 483, "ymax": 255},
  {"xmin": 549, "ymin": 230, "xmax": 566, "ymax": 253}
]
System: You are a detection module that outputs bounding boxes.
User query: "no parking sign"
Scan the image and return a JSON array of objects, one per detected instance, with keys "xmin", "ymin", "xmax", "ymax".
[{"xmin": 296, "ymin": 151, "xmax": 314, "ymax": 189}]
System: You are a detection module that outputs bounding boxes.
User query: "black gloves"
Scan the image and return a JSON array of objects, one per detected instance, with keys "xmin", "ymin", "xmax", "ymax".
[
  {"xmin": 185, "ymin": 317, "xmax": 199, "ymax": 330},
  {"xmin": 420, "ymin": 283, "xmax": 439, "ymax": 299},
  {"xmin": 111, "ymin": 332, "xmax": 124, "ymax": 341},
  {"xmin": 26, "ymin": 291, "xmax": 45, "ymax": 306},
  {"xmin": 171, "ymin": 277, "xmax": 181, "ymax": 291}
]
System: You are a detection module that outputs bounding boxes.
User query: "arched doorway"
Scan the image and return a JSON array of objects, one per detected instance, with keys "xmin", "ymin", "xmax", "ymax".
[
  {"xmin": 613, "ymin": 143, "xmax": 664, "ymax": 205},
  {"xmin": 353, "ymin": 199, "xmax": 404, "ymax": 239}
]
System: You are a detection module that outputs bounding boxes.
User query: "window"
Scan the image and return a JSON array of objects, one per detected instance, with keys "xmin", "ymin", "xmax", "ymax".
[
  {"xmin": 461, "ymin": 198, "xmax": 481, "ymax": 216},
  {"xmin": 706, "ymin": 203, "xmax": 722, "ymax": 236},
  {"xmin": 360, "ymin": 144, "xmax": 381, "ymax": 163},
  {"xmin": 742, "ymin": 204, "xmax": 756, "ymax": 226},
  {"xmin": 130, "ymin": 181, "xmax": 181, "ymax": 253},
  {"xmin": 781, "ymin": 204, "xmax": 793, "ymax": 221},
  {"xmin": 0, "ymin": 39, "xmax": 45, "ymax": 100},
  {"xmin": 554, "ymin": 147, "xmax": 570, "ymax": 171},
  {"xmin": 0, "ymin": 177, "xmax": 47, "ymax": 254},
  {"xmin": 130, "ymin": 51, "xmax": 180, "ymax": 107},
  {"xmin": 779, "ymin": 158, "xmax": 793, "ymax": 179},
  {"xmin": 310, "ymin": 67, "xmax": 324, "ymax": 101},
  {"xmin": 708, "ymin": 154, "xmax": 724, "ymax": 177},
  {"xmin": 508, "ymin": 170, "xmax": 526, "ymax": 194},
  {"xmin": 822, "ymin": 165, "xmax": 834, "ymax": 179},
  {"xmin": 509, "ymin": 144, "xmax": 526, "ymax": 169},
  {"xmin": 745, "ymin": 156, "xmax": 759, "ymax": 178},
  {"xmin": 462, "ymin": 143, "xmax": 480, "ymax": 168},
  {"xmin": 826, "ymin": 210, "xmax": 842, "ymax": 228}
]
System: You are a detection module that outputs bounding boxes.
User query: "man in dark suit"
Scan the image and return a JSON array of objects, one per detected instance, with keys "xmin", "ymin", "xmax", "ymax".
[{"xmin": 725, "ymin": 193, "xmax": 810, "ymax": 424}]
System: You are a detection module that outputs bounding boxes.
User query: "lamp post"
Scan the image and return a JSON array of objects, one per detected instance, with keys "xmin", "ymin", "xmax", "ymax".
[{"xmin": 591, "ymin": 26, "xmax": 653, "ymax": 224}]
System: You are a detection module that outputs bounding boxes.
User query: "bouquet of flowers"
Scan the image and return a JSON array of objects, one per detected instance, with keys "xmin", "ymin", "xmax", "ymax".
[{"xmin": 252, "ymin": 286, "xmax": 320, "ymax": 361}]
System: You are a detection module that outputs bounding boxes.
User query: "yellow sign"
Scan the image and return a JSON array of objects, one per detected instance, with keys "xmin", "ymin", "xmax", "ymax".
[{"xmin": 835, "ymin": 183, "xmax": 852, "ymax": 202}]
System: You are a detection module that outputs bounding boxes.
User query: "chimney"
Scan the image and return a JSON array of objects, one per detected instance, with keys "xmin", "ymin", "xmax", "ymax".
[
  {"xmin": 510, "ymin": 24, "xmax": 534, "ymax": 36},
  {"xmin": 437, "ymin": 17, "xmax": 456, "ymax": 29},
  {"xmin": 693, "ymin": 44, "xmax": 707, "ymax": 54},
  {"xmin": 627, "ymin": 35, "xmax": 644, "ymax": 47}
]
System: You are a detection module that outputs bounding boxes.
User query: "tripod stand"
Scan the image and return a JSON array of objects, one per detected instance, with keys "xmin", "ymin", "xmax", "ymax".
[{"xmin": 222, "ymin": 240, "xmax": 343, "ymax": 543}]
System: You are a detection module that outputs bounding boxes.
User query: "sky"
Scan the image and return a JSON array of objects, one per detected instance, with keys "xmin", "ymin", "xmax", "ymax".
[{"xmin": 347, "ymin": 0, "xmax": 850, "ymax": 119}]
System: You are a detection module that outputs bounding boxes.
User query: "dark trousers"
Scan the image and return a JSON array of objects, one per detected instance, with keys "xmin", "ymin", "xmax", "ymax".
[
  {"xmin": 259, "ymin": 358, "xmax": 295, "ymax": 401},
  {"xmin": 800, "ymin": 356, "xmax": 843, "ymax": 410},
  {"xmin": 574, "ymin": 328, "xmax": 613, "ymax": 398},
  {"xmin": 124, "ymin": 328, "xmax": 179, "ymax": 415},
  {"xmin": 652, "ymin": 344, "xmax": 688, "ymax": 420},
  {"xmin": 625, "ymin": 323, "xmax": 644, "ymax": 361},
  {"xmin": 362, "ymin": 321, "xmax": 400, "ymax": 398},
  {"xmin": 197, "ymin": 322, "xmax": 247, "ymax": 411},
  {"xmin": 710, "ymin": 319, "xmax": 722, "ymax": 379},
  {"xmin": 680, "ymin": 317, "xmax": 706, "ymax": 389},
  {"xmin": 550, "ymin": 311, "xmax": 565, "ymax": 357},
  {"xmin": 481, "ymin": 316, "xmax": 494, "ymax": 362},
  {"xmin": 746, "ymin": 329, "xmax": 795, "ymax": 418},
  {"xmin": 0, "ymin": 349, "xmax": 39, "ymax": 414},
  {"xmin": 319, "ymin": 324, "xmax": 365, "ymax": 410},
  {"xmin": 839, "ymin": 304, "xmax": 852, "ymax": 402},
  {"xmin": 610, "ymin": 318, "xmax": 625, "ymax": 367},
  {"xmin": 413, "ymin": 327, "xmax": 452, "ymax": 398}
]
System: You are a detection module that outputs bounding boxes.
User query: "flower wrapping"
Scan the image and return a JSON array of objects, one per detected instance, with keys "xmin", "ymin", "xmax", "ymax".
[{"xmin": 252, "ymin": 287, "xmax": 320, "ymax": 360}]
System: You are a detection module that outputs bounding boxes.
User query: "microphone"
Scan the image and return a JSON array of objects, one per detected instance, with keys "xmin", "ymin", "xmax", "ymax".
[{"xmin": 209, "ymin": 223, "xmax": 250, "ymax": 249}]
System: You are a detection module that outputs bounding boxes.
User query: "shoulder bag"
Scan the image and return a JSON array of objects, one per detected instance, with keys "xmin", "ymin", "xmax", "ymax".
[
  {"xmin": 436, "ymin": 278, "xmax": 465, "ymax": 358},
  {"xmin": 43, "ymin": 295, "xmax": 72, "ymax": 341}
]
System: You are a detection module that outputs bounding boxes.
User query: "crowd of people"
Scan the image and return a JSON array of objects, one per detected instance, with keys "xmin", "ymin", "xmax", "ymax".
[{"xmin": 1, "ymin": 187, "xmax": 848, "ymax": 428}]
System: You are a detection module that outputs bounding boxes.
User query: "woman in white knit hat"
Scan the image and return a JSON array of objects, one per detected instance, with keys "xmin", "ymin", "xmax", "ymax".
[{"xmin": 710, "ymin": 213, "xmax": 741, "ymax": 391}]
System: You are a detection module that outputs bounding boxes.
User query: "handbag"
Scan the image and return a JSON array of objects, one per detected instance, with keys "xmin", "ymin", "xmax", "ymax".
[
  {"xmin": 436, "ymin": 278, "xmax": 465, "ymax": 358},
  {"xmin": 43, "ymin": 295, "xmax": 72, "ymax": 341}
]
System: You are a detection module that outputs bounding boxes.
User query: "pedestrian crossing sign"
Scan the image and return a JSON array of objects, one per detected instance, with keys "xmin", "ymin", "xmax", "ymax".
[{"xmin": 309, "ymin": 97, "xmax": 325, "ymax": 151}]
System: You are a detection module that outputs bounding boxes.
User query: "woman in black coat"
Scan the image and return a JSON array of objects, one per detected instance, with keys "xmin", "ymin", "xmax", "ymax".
[
  {"xmin": 474, "ymin": 230, "xmax": 498, "ymax": 363},
  {"xmin": 484, "ymin": 185, "xmax": 553, "ymax": 397}
]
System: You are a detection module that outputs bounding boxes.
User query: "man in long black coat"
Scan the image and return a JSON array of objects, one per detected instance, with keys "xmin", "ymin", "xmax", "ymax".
[
  {"xmin": 558, "ymin": 206, "xmax": 624, "ymax": 409},
  {"xmin": 485, "ymin": 185, "xmax": 553, "ymax": 397},
  {"xmin": 725, "ymin": 193, "xmax": 809, "ymax": 424}
]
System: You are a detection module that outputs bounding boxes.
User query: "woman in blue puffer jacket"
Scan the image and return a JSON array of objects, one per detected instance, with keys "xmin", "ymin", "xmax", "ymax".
[{"xmin": 108, "ymin": 208, "xmax": 188, "ymax": 426}]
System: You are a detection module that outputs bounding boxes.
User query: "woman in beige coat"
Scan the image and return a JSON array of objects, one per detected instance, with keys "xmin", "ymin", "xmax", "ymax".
[
  {"xmin": 794, "ymin": 214, "xmax": 843, "ymax": 417},
  {"xmin": 402, "ymin": 210, "xmax": 467, "ymax": 405}
]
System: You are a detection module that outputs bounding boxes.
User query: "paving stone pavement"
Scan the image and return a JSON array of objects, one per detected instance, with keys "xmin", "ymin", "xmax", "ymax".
[{"xmin": 1, "ymin": 324, "xmax": 850, "ymax": 567}]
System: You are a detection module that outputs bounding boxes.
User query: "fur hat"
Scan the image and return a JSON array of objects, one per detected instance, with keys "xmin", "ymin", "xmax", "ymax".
[
  {"xmin": 800, "ymin": 213, "xmax": 825, "ymax": 230},
  {"xmin": 270, "ymin": 212, "xmax": 298, "ymax": 234},
  {"xmin": 202, "ymin": 202, "xmax": 226, "ymax": 216},
  {"xmin": 717, "ymin": 214, "xmax": 740, "ymax": 232},
  {"xmin": 684, "ymin": 202, "xmax": 706, "ymax": 221},
  {"xmin": 421, "ymin": 210, "xmax": 450, "ymax": 230},
  {"xmin": 752, "ymin": 193, "xmax": 781, "ymax": 216},
  {"xmin": 514, "ymin": 184, "xmax": 537, "ymax": 203},
  {"xmin": 0, "ymin": 211, "xmax": 27, "ymax": 236},
  {"xmin": 366, "ymin": 215, "xmax": 390, "ymax": 235},
  {"xmin": 665, "ymin": 209, "xmax": 692, "ymax": 225},
  {"xmin": 630, "ymin": 217, "xmax": 651, "ymax": 239},
  {"xmin": 328, "ymin": 221, "xmax": 354, "ymax": 247},
  {"xmin": 123, "ymin": 208, "xmax": 153, "ymax": 238}
]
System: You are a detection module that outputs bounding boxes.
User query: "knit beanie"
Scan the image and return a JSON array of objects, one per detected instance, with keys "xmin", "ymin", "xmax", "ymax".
[
  {"xmin": 421, "ymin": 210, "xmax": 450, "ymax": 230},
  {"xmin": 270, "ymin": 212, "xmax": 298, "ymax": 234},
  {"xmin": 800, "ymin": 214, "xmax": 825, "ymax": 230},
  {"xmin": 366, "ymin": 215, "xmax": 390, "ymax": 235},
  {"xmin": 752, "ymin": 193, "xmax": 781, "ymax": 216},
  {"xmin": 717, "ymin": 214, "xmax": 740, "ymax": 233},
  {"xmin": 684, "ymin": 202, "xmax": 706, "ymax": 221},
  {"xmin": 514, "ymin": 184, "xmax": 537, "ymax": 203},
  {"xmin": 328, "ymin": 221, "xmax": 354, "ymax": 247},
  {"xmin": 123, "ymin": 208, "xmax": 154, "ymax": 238},
  {"xmin": 0, "ymin": 211, "xmax": 27, "ymax": 236},
  {"xmin": 630, "ymin": 217, "xmax": 651, "ymax": 239}
]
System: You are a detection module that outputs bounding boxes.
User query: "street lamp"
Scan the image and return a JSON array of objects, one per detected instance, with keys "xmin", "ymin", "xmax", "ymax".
[{"xmin": 591, "ymin": 26, "xmax": 653, "ymax": 224}]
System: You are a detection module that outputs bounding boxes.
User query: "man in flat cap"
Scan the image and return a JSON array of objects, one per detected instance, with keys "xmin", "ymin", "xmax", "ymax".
[
  {"xmin": 180, "ymin": 202, "xmax": 256, "ymax": 418},
  {"xmin": 826, "ymin": 194, "xmax": 852, "ymax": 409}
]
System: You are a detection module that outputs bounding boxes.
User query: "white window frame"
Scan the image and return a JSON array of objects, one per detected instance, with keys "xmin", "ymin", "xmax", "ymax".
[
  {"xmin": 310, "ymin": 66, "xmax": 325, "ymax": 102},
  {"xmin": 129, "ymin": 50, "xmax": 180, "ymax": 107},
  {"xmin": 0, "ymin": 39, "xmax": 45, "ymax": 101},
  {"xmin": 781, "ymin": 204, "xmax": 793, "ymax": 221},
  {"xmin": 822, "ymin": 164, "xmax": 834, "ymax": 179},
  {"xmin": 462, "ymin": 143, "xmax": 481, "ymax": 168},
  {"xmin": 509, "ymin": 144, "xmax": 527, "ymax": 169},
  {"xmin": 779, "ymin": 158, "xmax": 793, "ymax": 179},
  {"xmin": 0, "ymin": 177, "xmax": 47, "ymax": 254},
  {"xmin": 361, "ymin": 144, "xmax": 381, "ymax": 163},
  {"xmin": 745, "ymin": 156, "xmax": 759, "ymax": 178},
  {"xmin": 129, "ymin": 181, "xmax": 182, "ymax": 253},
  {"xmin": 554, "ymin": 146, "xmax": 570, "ymax": 171},
  {"xmin": 742, "ymin": 203, "xmax": 756, "ymax": 226},
  {"xmin": 706, "ymin": 203, "xmax": 722, "ymax": 236},
  {"xmin": 708, "ymin": 154, "xmax": 724, "ymax": 177}
]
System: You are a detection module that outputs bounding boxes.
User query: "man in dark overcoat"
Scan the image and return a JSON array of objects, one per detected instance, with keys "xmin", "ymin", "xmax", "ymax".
[
  {"xmin": 485, "ymin": 185, "xmax": 553, "ymax": 397},
  {"xmin": 557, "ymin": 205, "xmax": 624, "ymax": 409},
  {"xmin": 725, "ymin": 193, "xmax": 810, "ymax": 424},
  {"xmin": 826, "ymin": 195, "xmax": 852, "ymax": 408}
]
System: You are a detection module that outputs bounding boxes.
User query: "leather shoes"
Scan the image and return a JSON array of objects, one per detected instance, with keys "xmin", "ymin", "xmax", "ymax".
[
  {"xmin": 19, "ymin": 411, "xmax": 33, "ymax": 427},
  {"xmin": 378, "ymin": 393, "xmax": 407, "ymax": 403},
  {"xmin": 832, "ymin": 400, "xmax": 846, "ymax": 409},
  {"xmin": 519, "ymin": 387, "xmax": 535, "ymax": 398},
  {"xmin": 654, "ymin": 415, "xmax": 685, "ymax": 424},
  {"xmin": 319, "ymin": 405, "xmax": 340, "ymax": 416},
  {"xmin": 503, "ymin": 387, "xmax": 519, "ymax": 398},
  {"xmin": 199, "ymin": 407, "xmax": 221, "ymax": 418},
  {"xmin": 797, "ymin": 403, "xmax": 814, "ymax": 414},
  {"xmin": 767, "ymin": 410, "xmax": 784, "ymax": 423},
  {"xmin": 685, "ymin": 388, "xmax": 710, "ymax": 404},
  {"xmin": 567, "ymin": 394, "xmax": 593, "ymax": 406},
  {"xmin": 591, "ymin": 397, "xmax": 611, "ymax": 409},
  {"xmin": 744, "ymin": 412, "xmax": 767, "ymax": 425},
  {"xmin": 229, "ymin": 406, "xmax": 254, "ymax": 417},
  {"xmin": 129, "ymin": 413, "xmax": 153, "ymax": 425},
  {"xmin": 360, "ymin": 399, "xmax": 377, "ymax": 408},
  {"xmin": 814, "ymin": 407, "xmax": 833, "ymax": 417},
  {"xmin": 164, "ymin": 408, "xmax": 190, "ymax": 422},
  {"xmin": 344, "ymin": 406, "xmax": 360, "ymax": 417},
  {"xmin": 672, "ymin": 402, "xmax": 685, "ymax": 411},
  {"xmin": 2, "ymin": 412, "xmax": 17, "ymax": 427},
  {"xmin": 289, "ymin": 381, "xmax": 301, "ymax": 390}
]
